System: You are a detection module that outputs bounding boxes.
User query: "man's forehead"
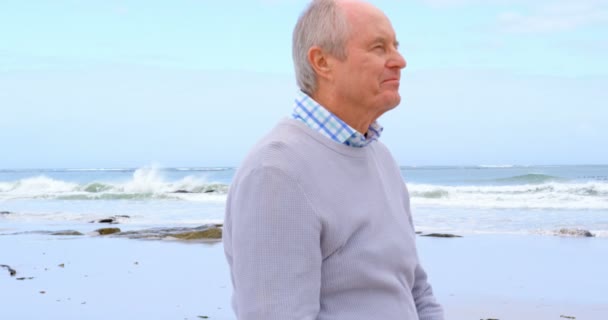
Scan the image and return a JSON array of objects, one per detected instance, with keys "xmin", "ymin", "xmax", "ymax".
[
  {"xmin": 339, "ymin": 2, "xmax": 396, "ymax": 40},
  {"xmin": 338, "ymin": 0, "xmax": 385, "ymax": 19},
  {"xmin": 339, "ymin": 1, "xmax": 393, "ymax": 30}
]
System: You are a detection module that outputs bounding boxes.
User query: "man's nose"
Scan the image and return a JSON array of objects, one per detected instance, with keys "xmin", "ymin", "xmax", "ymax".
[{"xmin": 388, "ymin": 50, "xmax": 406, "ymax": 69}]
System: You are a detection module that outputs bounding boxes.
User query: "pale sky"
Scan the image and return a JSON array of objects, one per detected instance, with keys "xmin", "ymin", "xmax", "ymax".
[{"xmin": 1, "ymin": 0, "xmax": 607, "ymax": 168}]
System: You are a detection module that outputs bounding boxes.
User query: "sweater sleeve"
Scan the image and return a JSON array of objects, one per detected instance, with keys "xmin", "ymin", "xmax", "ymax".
[
  {"xmin": 412, "ymin": 262, "xmax": 445, "ymax": 320},
  {"xmin": 226, "ymin": 166, "xmax": 322, "ymax": 320},
  {"xmin": 401, "ymin": 182, "xmax": 445, "ymax": 320}
]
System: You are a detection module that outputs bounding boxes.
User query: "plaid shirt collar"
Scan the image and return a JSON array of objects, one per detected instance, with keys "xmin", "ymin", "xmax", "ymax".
[{"xmin": 292, "ymin": 91, "xmax": 383, "ymax": 148}]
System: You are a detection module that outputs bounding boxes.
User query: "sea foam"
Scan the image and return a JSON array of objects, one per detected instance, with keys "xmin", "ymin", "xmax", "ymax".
[
  {"xmin": 0, "ymin": 167, "xmax": 228, "ymax": 201},
  {"xmin": 409, "ymin": 181, "xmax": 608, "ymax": 209}
]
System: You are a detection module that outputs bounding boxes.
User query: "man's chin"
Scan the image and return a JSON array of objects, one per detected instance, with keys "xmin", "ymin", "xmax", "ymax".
[{"xmin": 383, "ymin": 93, "xmax": 401, "ymax": 109}]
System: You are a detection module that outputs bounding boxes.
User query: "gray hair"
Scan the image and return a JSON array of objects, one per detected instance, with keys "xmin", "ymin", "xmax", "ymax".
[{"xmin": 292, "ymin": 0, "xmax": 350, "ymax": 94}]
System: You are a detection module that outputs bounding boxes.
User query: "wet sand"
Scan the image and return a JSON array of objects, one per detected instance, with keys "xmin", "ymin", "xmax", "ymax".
[
  {"xmin": 419, "ymin": 234, "xmax": 608, "ymax": 319},
  {"xmin": 1, "ymin": 233, "xmax": 607, "ymax": 319}
]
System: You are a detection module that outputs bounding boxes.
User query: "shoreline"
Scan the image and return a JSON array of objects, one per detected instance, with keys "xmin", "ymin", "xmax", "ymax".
[{"xmin": 1, "ymin": 233, "xmax": 607, "ymax": 319}]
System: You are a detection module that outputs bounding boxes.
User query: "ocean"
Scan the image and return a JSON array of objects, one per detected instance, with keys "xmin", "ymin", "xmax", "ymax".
[{"xmin": 1, "ymin": 165, "xmax": 607, "ymax": 237}]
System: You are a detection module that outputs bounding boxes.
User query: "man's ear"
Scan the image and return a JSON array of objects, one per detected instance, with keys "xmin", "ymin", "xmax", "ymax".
[{"xmin": 308, "ymin": 46, "xmax": 332, "ymax": 81}]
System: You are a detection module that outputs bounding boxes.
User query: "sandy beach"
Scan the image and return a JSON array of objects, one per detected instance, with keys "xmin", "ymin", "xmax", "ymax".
[{"xmin": 2, "ymin": 231, "xmax": 607, "ymax": 320}]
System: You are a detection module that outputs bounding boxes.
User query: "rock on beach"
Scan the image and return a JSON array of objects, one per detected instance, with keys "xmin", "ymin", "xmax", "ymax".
[
  {"xmin": 168, "ymin": 227, "xmax": 222, "ymax": 240},
  {"xmin": 117, "ymin": 224, "xmax": 222, "ymax": 241},
  {"xmin": 90, "ymin": 215, "xmax": 130, "ymax": 224},
  {"xmin": 420, "ymin": 233, "xmax": 463, "ymax": 238},
  {"xmin": 555, "ymin": 228, "xmax": 594, "ymax": 237},
  {"xmin": 51, "ymin": 230, "xmax": 84, "ymax": 236},
  {"xmin": 95, "ymin": 228, "xmax": 121, "ymax": 235},
  {"xmin": 1, "ymin": 264, "xmax": 17, "ymax": 276}
]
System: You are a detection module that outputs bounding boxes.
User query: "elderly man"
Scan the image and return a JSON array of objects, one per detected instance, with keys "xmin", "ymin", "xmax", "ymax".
[{"xmin": 223, "ymin": 0, "xmax": 444, "ymax": 319}]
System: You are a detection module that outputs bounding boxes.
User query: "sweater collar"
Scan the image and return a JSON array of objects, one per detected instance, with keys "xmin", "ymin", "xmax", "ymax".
[{"xmin": 291, "ymin": 91, "xmax": 383, "ymax": 148}]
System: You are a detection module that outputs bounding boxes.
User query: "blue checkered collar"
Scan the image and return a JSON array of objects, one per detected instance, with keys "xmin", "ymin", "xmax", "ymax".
[{"xmin": 291, "ymin": 91, "xmax": 383, "ymax": 148}]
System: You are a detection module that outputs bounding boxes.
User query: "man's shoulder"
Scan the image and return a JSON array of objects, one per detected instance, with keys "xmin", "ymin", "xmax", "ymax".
[{"xmin": 236, "ymin": 118, "xmax": 320, "ymax": 176}]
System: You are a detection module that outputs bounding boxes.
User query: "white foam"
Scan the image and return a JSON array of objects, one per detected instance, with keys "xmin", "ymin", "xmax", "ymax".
[
  {"xmin": 122, "ymin": 166, "xmax": 169, "ymax": 194},
  {"xmin": 409, "ymin": 182, "xmax": 608, "ymax": 209},
  {"xmin": 477, "ymin": 164, "xmax": 515, "ymax": 168},
  {"xmin": 591, "ymin": 230, "xmax": 608, "ymax": 238},
  {"xmin": 0, "ymin": 181, "xmax": 12, "ymax": 192},
  {"xmin": 0, "ymin": 166, "xmax": 228, "ymax": 201},
  {"xmin": 3, "ymin": 176, "xmax": 78, "ymax": 198},
  {"xmin": 2, "ymin": 168, "xmax": 607, "ymax": 210},
  {"xmin": 171, "ymin": 193, "xmax": 228, "ymax": 202}
]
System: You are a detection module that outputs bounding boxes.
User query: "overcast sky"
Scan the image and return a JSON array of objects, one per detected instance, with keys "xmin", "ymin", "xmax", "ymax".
[{"xmin": 1, "ymin": 0, "xmax": 607, "ymax": 168}]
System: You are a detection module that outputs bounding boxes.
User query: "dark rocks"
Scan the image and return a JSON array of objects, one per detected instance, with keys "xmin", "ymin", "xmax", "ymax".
[
  {"xmin": 0, "ymin": 211, "xmax": 12, "ymax": 215},
  {"xmin": 117, "ymin": 224, "xmax": 222, "ymax": 241},
  {"xmin": 51, "ymin": 230, "xmax": 84, "ymax": 236},
  {"xmin": 173, "ymin": 184, "xmax": 229, "ymax": 194},
  {"xmin": 560, "ymin": 315, "xmax": 576, "ymax": 319},
  {"xmin": 1, "ymin": 264, "xmax": 16, "ymax": 276},
  {"xmin": 555, "ymin": 228, "xmax": 594, "ymax": 237},
  {"xmin": 16, "ymin": 277, "xmax": 34, "ymax": 281},
  {"xmin": 421, "ymin": 233, "xmax": 462, "ymax": 238},
  {"xmin": 13, "ymin": 224, "xmax": 223, "ymax": 242},
  {"xmin": 90, "ymin": 215, "xmax": 130, "ymax": 224},
  {"xmin": 169, "ymin": 227, "xmax": 222, "ymax": 240},
  {"xmin": 95, "ymin": 228, "xmax": 121, "ymax": 235}
]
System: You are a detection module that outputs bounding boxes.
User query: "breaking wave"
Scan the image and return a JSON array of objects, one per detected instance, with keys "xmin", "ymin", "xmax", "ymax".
[
  {"xmin": 409, "ymin": 181, "xmax": 608, "ymax": 209},
  {"xmin": 2, "ymin": 166, "xmax": 608, "ymax": 209},
  {"xmin": 0, "ymin": 167, "xmax": 229, "ymax": 201}
]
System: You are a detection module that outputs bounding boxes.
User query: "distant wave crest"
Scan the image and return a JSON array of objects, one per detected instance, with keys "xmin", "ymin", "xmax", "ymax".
[
  {"xmin": 409, "ymin": 181, "xmax": 608, "ymax": 209},
  {"xmin": 495, "ymin": 173, "xmax": 562, "ymax": 184},
  {"xmin": 3, "ymin": 167, "xmax": 608, "ymax": 209},
  {"xmin": 0, "ymin": 167, "xmax": 229, "ymax": 201}
]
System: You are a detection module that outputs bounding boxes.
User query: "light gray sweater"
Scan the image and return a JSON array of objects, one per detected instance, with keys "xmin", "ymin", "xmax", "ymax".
[{"xmin": 223, "ymin": 118, "xmax": 444, "ymax": 320}]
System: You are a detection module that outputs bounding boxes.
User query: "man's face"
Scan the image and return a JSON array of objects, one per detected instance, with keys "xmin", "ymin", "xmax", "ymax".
[{"xmin": 331, "ymin": 5, "xmax": 406, "ymax": 116}]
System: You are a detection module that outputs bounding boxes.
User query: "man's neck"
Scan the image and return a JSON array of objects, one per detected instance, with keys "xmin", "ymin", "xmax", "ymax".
[{"xmin": 310, "ymin": 90, "xmax": 377, "ymax": 134}]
